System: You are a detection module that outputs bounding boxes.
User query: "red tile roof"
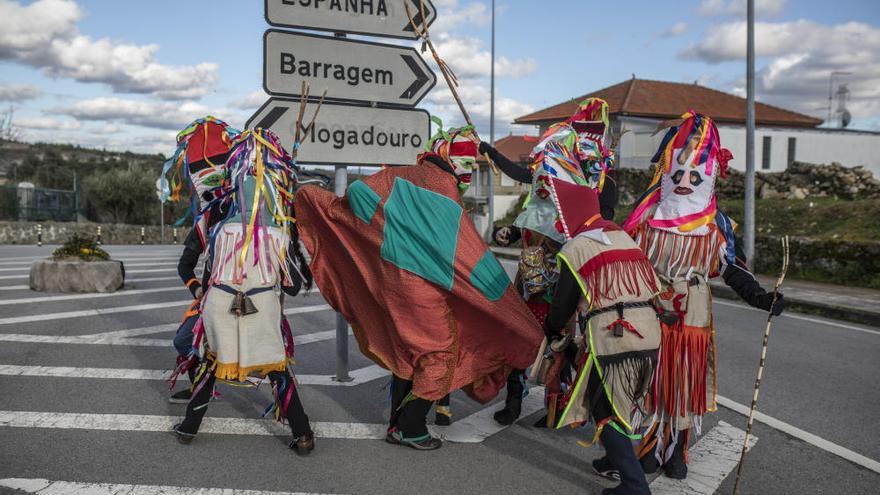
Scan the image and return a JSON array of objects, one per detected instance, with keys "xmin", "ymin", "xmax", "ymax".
[
  {"xmin": 514, "ymin": 78, "xmax": 823, "ymax": 128},
  {"xmin": 477, "ymin": 134, "xmax": 538, "ymax": 164}
]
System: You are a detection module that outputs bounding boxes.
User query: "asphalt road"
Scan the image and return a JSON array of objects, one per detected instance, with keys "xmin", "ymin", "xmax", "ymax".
[{"xmin": 0, "ymin": 245, "xmax": 877, "ymax": 495}]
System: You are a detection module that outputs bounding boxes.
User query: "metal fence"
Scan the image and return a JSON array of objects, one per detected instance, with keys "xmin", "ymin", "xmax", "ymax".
[{"xmin": 0, "ymin": 184, "xmax": 77, "ymax": 222}]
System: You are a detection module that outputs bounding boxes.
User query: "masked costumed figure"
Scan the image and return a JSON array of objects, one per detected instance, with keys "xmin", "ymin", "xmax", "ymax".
[
  {"xmin": 172, "ymin": 129, "xmax": 315, "ymax": 455},
  {"xmin": 622, "ymin": 111, "xmax": 784, "ymax": 479},
  {"xmin": 295, "ymin": 124, "xmax": 544, "ymax": 450},
  {"xmin": 478, "ymin": 98, "xmax": 619, "ymax": 426},
  {"xmin": 159, "ymin": 116, "xmax": 239, "ymax": 403},
  {"xmin": 542, "ymin": 177, "xmax": 661, "ymax": 495}
]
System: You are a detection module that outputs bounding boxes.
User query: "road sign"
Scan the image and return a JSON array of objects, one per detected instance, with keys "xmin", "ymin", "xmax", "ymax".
[
  {"xmin": 265, "ymin": 0, "xmax": 436, "ymax": 41},
  {"xmin": 263, "ymin": 30, "xmax": 435, "ymax": 107},
  {"xmin": 247, "ymin": 98, "xmax": 431, "ymax": 166}
]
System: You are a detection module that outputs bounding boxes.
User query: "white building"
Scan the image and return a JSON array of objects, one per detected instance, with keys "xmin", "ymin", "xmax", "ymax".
[{"xmin": 513, "ymin": 77, "xmax": 880, "ymax": 176}]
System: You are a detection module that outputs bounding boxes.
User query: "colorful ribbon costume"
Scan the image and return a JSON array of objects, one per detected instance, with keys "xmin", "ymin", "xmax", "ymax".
[{"xmin": 623, "ymin": 111, "xmax": 737, "ymax": 475}]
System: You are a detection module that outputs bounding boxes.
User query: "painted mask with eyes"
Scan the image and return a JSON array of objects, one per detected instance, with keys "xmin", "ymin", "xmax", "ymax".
[
  {"xmin": 427, "ymin": 124, "xmax": 480, "ymax": 195},
  {"xmin": 646, "ymin": 111, "xmax": 732, "ymax": 236}
]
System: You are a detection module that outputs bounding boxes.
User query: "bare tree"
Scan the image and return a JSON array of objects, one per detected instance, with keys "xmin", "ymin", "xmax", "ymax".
[{"xmin": 0, "ymin": 106, "xmax": 24, "ymax": 141}]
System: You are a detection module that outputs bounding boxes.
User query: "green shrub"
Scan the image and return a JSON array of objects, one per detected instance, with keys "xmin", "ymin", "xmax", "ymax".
[{"xmin": 52, "ymin": 233, "xmax": 109, "ymax": 261}]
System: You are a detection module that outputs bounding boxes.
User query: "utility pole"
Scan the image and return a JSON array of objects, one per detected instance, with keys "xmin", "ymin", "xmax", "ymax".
[
  {"xmin": 744, "ymin": 0, "xmax": 756, "ymax": 262},
  {"xmin": 487, "ymin": 0, "xmax": 496, "ymax": 238}
]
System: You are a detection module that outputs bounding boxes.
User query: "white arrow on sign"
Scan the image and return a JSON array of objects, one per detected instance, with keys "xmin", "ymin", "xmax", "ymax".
[
  {"xmin": 263, "ymin": 30, "xmax": 436, "ymax": 107},
  {"xmin": 247, "ymin": 98, "xmax": 431, "ymax": 167},
  {"xmin": 264, "ymin": 0, "xmax": 436, "ymax": 41}
]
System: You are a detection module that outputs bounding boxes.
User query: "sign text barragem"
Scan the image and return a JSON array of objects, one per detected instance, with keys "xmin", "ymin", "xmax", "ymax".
[{"xmin": 263, "ymin": 30, "xmax": 435, "ymax": 106}]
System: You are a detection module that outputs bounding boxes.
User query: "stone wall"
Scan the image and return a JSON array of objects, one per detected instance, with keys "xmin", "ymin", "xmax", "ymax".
[
  {"xmin": 615, "ymin": 160, "xmax": 880, "ymax": 204},
  {"xmin": 0, "ymin": 221, "xmax": 184, "ymax": 245},
  {"xmin": 754, "ymin": 236, "xmax": 880, "ymax": 289}
]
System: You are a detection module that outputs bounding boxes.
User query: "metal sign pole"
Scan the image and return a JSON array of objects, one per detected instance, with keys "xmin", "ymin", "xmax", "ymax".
[
  {"xmin": 333, "ymin": 163, "xmax": 352, "ymax": 382},
  {"xmin": 487, "ymin": 0, "xmax": 496, "ymax": 239},
  {"xmin": 159, "ymin": 199, "xmax": 164, "ymax": 245},
  {"xmin": 744, "ymin": 0, "xmax": 756, "ymax": 262}
]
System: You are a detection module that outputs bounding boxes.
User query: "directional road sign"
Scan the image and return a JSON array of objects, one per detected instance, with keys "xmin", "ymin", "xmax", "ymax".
[
  {"xmin": 263, "ymin": 30, "xmax": 435, "ymax": 107},
  {"xmin": 265, "ymin": 0, "xmax": 436, "ymax": 41},
  {"xmin": 247, "ymin": 98, "xmax": 431, "ymax": 166}
]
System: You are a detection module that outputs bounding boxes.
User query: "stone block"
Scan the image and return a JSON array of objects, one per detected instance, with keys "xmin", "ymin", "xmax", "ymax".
[{"xmin": 29, "ymin": 259, "xmax": 125, "ymax": 293}]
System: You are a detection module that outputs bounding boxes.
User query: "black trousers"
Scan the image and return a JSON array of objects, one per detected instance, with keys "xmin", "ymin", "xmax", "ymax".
[
  {"xmin": 179, "ymin": 369, "xmax": 311, "ymax": 438},
  {"xmin": 389, "ymin": 375, "xmax": 433, "ymax": 438},
  {"xmin": 586, "ymin": 366, "xmax": 614, "ymax": 423}
]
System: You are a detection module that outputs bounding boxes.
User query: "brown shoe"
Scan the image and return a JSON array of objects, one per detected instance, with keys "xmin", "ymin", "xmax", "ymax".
[{"xmin": 290, "ymin": 431, "xmax": 315, "ymax": 456}]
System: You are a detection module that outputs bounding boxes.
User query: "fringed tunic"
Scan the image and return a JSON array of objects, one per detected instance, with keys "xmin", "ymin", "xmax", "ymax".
[
  {"xmin": 630, "ymin": 217, "xmax": 729, "ymax": 462},
  {"xmin": 555, "ymin": 229, "xmax": 662, "ymax": 432}
]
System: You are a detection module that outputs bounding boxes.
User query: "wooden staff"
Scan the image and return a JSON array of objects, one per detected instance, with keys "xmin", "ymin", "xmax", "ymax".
[
  {"xmin": 405, "ymin": 0, "xmax": 499, "ymax": 175},
  {"xmin": 732, "ymin": 235, "xmax": 791, "ymax": 494},
  {"xmin": 292, "ymin": 82, "xmax": 327, "ymax": 159}
]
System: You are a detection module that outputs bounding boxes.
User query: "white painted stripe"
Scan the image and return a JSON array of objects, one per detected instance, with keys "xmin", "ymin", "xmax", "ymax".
[
  {"xmin": 0, "ymin": 410, "xmax": 388, "ymax": 440},
  {"xmin": 650, "ymin": 421, "xmax": 757, "ymax": 495},
  {"xmin": 0, "ymin": 363, "xmax": 386, "ymax": 387},
  {"xmin": 0, "ymin": 301, "xmax": 330, "ymax": 325},
  {"xmin": 0, "ymin": 276, "xmax": 182, "ymax": 290},
  {"xmin": 0, "ymin": 301, "xmax": 188, "ymax": 325},
  {"xmin": 713, "ymin": 299, "xmax": 880, "ymax": 336},
  {"xmin": 0, "ymin": 478, "xmax": 339, "ymax": 495},
  {"xmin": 0, "ymin": 266, "xmax": 30, "ymax": 272},
  {"xmin": 438, "ymin": 386, "xmax": 545, "ymax": 443},
  {"xmin": 0, "ymin": 286, "xmax": 184, "ymax": 305},
  {"xmin": 0, "ymin": 267, "xmax": 177, "ymax": 281},
  {"xmin": 0, "ymin": 325, "xmax": 342, "ymax": 348},
  {"xmin": 717, "ymin": 395, "xmax": 880, "ymax": 474},
  {"xmin": 284, "ymin": 304, "xmax": 331, "ymax": 316}
]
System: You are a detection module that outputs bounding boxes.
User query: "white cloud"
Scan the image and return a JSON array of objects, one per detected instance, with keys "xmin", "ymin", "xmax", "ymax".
[
  {"xmin": 430, "ymin": 0, "xmax": 489, "ymax": 33},
  {"xmin": 88, "ymin": 124, "xmax": 121, "ymax": 135},
  {"xmin": 698, "ymin": 0, "xmax": 787, "ymax": 18},
  {"xmin": 16, "ymin": 115, "xmax": 80, "ymax": 130},
  {"xmin": 431, "ymin": 33, "xmax": 536, "ymax": 79},
  {"xmin": 0, "ymin": 0, "xmax": 217, "ymax": 100},
  {"xmin": 681, "ymin": 20, "xmax": 880, "ymax": 125},
  {"xmin": 425, "ymin": 81, "xmax": 534, "ymax": 136},
  {"xmin": 658, "ymin": 22, "xmax": 689, "ymax": 38},
  {"xmin": 0, "ymin": 83, "xmax": 41, "ymax": 101},
  {"xmin": 231, "ymin": 90, "xmax": 269, "ymax": 111},
  {"xmin": 57, "ymin": 97, "xmax": 211, "ymax": 131}
]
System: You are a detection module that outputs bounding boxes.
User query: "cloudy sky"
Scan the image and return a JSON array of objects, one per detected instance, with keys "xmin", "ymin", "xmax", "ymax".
[{"xmin": 1, "ymin": 0, "xmax": 878, "ymax": 155}]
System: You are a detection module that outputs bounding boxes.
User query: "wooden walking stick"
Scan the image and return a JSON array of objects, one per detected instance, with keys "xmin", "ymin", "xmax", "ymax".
[
  {"xmin": 732, "ymin": 235, "xmax": 790, "ymax": 494},
  {"xmin": 405, "ymin": 0, "xmax": 499, "ymax": 175}
]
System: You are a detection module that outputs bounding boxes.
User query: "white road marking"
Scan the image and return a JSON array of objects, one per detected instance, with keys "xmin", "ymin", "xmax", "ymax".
[
  {"xmin": 0, "ymin": 363, "xmax": 386, "ymax": 387},
  {"xmin": 0, "ymin": 302, "xmax": 331, "ymax": 325},
  {"xmin": 437, "ymin": 386, "xmax": 546, "ymax": 443},
  {"xmin": 650, "ymin": 421, "xmax": 757, "ymax": 495},
  {"xmin": 0, "ymin": 478, "xmax": 341, "ymax": 495},
  {"xmin": 0, "ymin": 276, "xmax": 182, "ymax": 291},
  {"xmin": 0, "ymin": 324, "xmax": 342, "ymax": 348},
  {"xmin": 0, "ymin": 301, "xmax": 189, "ymax": 325},
  {"xmin": 717, "ymin": 395, "xmax": 880, "ymax": 474},
  {"xmin": 0, "ymin": 410, "xmax": 389, "ymax": 440},
  {"xmin": 0, "ymin": 267, "xmax": 177, "ymax": 281},
  {"xmin": 0, "ymin": 286, "xmax": 185, "ymax": 305},
  {"xmin": 0, "ymin": 266, "xmax": 30, "ymax": 271},
  {"xmin": 713, "ymin": 299, "xmax": 880, "ymax": 336}
]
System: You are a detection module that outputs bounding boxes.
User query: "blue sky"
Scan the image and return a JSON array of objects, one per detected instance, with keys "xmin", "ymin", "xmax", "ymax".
[{"xmin": 1, "ymin": 0, "xmax": 878, "ymax": 154}]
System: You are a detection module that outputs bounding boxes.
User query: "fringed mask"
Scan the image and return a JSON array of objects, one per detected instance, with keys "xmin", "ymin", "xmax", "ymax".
[
  {"xmin": 570, "ymin": 97, "xmax": 612, "ymax": 191},
  {"xmin": 160, "ymin": 116, "xmax": 240, "ymax": 213},
  {"xmin": 633, "ymin": 110, "xmax": 732, "ymax": 236},
  {"xmin": 426, "ymin": 120, "xmax": 480, "ymax": 194}
]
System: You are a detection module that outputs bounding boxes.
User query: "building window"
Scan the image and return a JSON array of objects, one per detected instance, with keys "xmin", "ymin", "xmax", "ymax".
[
  {"xmin": 762, "ymin": 136, "xmax": 772, "ymax": 170},
  {"xmin": 787, "ymin": 137, "xmax": 796, "ymax": 166}
]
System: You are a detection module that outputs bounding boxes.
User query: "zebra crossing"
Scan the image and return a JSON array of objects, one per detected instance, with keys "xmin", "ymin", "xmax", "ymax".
[{"xmin": 0, "ymin": 244, "xmax": 809, "ymax": 495}]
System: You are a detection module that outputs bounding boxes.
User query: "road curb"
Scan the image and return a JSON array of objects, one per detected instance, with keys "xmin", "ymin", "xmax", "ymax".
[{"xmin": 491, "ymin": 247, "xmax": 880, "ymax": 328}]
